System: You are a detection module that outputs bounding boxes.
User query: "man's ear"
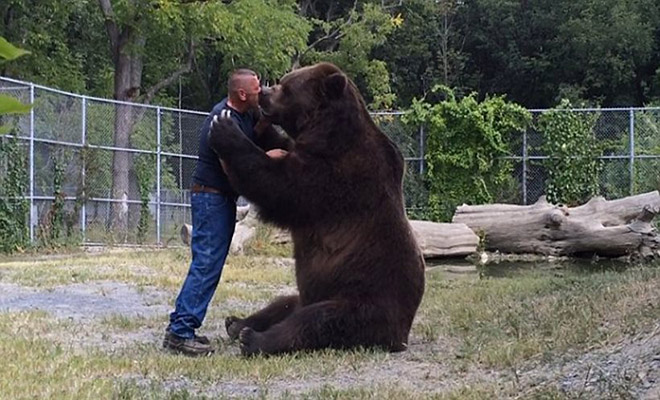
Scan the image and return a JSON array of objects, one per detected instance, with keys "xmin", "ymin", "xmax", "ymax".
[
  {"xmin": 322, "ymin": 72, "xmax": 347, "ymax": 99},
  {"xmin": 238, "ymin": 88, "xmax": 247, "ymax": 101}
]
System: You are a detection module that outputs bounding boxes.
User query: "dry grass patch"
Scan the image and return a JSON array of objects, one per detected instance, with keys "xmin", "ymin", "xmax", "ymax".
[
  {"xmin": 417, "ymin": 263, "xmax": 660, "ymax": 370},
  {"xmin": 0, "ymin": 250, "xmax": 294, "ymax": 292},
  {"xmin": 1, "ymin": 250, "xmax": 659, "ymax": 398}
]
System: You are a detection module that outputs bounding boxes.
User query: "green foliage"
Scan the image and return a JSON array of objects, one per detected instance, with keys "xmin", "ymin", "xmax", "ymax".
[
  {"xmin": 374, "ymin": 0, "xmax": 466, "ymax": 107},
  {"xmin": 0, "ymin": 1, "xmax": 97, "ymax": 93},
  {"xmin": 402, "ymin": 165, "xmax": 430, "ymax": 220},
  {"xmin": 114, "ymin": 0, "xmax": 310, "ymax": 105},
  {"xmin": 208, "ymin": 0, "xmax": 311, "ymax": 81},
  {"xmin": 50, "ymin": 156, "xmax": 65, "ymax": 241},
  {"xmin": 303, "ymin": 3, "xmax": 398, "ymax": 109},
  {"xmin": 537, "ymin": 100, "xmax": 601, "ymax": 205},
  {"xmin": 632, "ymin": 108, "xmax": 660, "ymax": 194},
  {"xmin": 37, "ymin": 152, "xmax": 82, "ymax": 249},
  {"xmin": 0, "ymin": 92, "xmax": 31, "ymax": 135},
  {"xmin": 379, "ymin": 0, "xmax": 660, "ymax": 108},
  {"xmin": 135, "ymin": 154, "xmax": 155, "ymax": 244},
  {"xmin": 0, "ymin": 36, "xmax": 31, "ymax": 253},
  {"xmin": 0, "ymin": 36, "xmax": 30, "ymax": 60},
  {"xmin": 4, "ymin": 1, "xmax": 660, "ymax": 110},
  {"xmin": 0, "ymin": 36, "xmax": 31, "ymax": 134},
  {"xmin": 83, "ymin": 105, "xmax": 114, "ymax": 198},
  {"xmin": 0, "ymin": 95, "xmax": 31, "ymax": 115},
  {"xmin": 557, "ymin": 0, "xmax": 656, "ymax": 105},
  {"xmin": 599, "ymin": 108, "xmax": 660, "ymax": 201},
  {"xmin": 404, "ymin": 86, "xmax": 531, "ymax": 221},
  {"xmin": 372, "ymin": 113, "xmax": 430, "ymax": 217},
  {"xmin": 0, "ymin": 136, "xmax": 29, "ymax": 253},
  {"xmin": 131, "ymin": 112, "xmax": 179, "ymax": 244}
]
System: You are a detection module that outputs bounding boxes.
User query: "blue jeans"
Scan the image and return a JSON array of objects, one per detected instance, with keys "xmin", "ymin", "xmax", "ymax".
[{"xmin": 168, "ymin": 192, "xmax": 236, "ymax": 339}]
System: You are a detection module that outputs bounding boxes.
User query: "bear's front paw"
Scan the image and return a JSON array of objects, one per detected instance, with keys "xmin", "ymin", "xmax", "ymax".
[
  {"xmin": 225, "ymin": 316, "xmax": 246, "ymax": 341},
  {"xmin": 239, "ymin": 327, "xmax": 262, "ymax": 357},
  {"xmin": 210, "ymin": 111, "xmax": 238, "ymax": 135},
  {"xmin": 208, "ymin": 111, "xmax": 243, "ymax": 153}
]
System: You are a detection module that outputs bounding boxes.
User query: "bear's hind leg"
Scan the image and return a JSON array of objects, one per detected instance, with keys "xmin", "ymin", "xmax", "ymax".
[
  {"xmin": 226, "ymin": 295, "xmax": 300, "ymax": 340},
  {"xmin": 239, "ymin": 299, "xmax": 404, "ymax": 356}
]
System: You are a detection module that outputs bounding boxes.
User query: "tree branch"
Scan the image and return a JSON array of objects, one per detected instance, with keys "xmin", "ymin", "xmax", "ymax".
[
  {"xmin": 141, "ymin": 40, "xmax": 196, "ymax": 106},
  {"xmin": 292, "ymin": 1, "xmax": 357, "ymax": 68},
  {"xmin": 192, "ymin": 55, "xmax": 212, "ymax": 106},
  {"xmin": 381, "ymin": 0, "xmax": 403, "ymax": 10}
]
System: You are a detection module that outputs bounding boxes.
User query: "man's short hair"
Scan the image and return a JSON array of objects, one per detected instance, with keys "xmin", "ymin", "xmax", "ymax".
[{"xmin": 228, "ymin": 69, "xmax": 258, "ymax": 96}]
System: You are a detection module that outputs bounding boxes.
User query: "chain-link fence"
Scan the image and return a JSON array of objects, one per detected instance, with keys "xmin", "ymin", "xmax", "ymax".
[
  {"xmin": 0, "ymin": 76, "xmax": 208, "ymax": 246},
  {"xmin": 512, "ymin": 108, "xmax": 660, "ymax": 205},
  {"xmin": 1, "ymin": 76, "xmax": 659, "ymax": 247}
]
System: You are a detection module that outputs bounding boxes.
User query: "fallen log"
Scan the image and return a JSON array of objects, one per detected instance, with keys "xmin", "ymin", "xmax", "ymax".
[
  {"xmin": 452, "ymin": 191, "xmax": 660, "ymax": 257},
  {"xmin": 180, "ymin": 205, "xmax": 256, "ymax": 254},
  {"xmin": 181, "ymin": 216, "xmax": 480, "ymax": 259},
  {"xmin": 409, "ymin": 220, "xmax": 479, "ymax": 258}
]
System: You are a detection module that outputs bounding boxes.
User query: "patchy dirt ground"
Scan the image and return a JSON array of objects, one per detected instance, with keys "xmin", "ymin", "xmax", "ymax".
[
  {"xmin": 0, "ymin": 282, "xmax": 169, "ymax": 321},
  {"xmin": 517, "ymin": 327, "xmax": 660, "ymax": 399},
  {"xmin": 0, "ymin": 259, "xmax": 659, "ymax": 399}
]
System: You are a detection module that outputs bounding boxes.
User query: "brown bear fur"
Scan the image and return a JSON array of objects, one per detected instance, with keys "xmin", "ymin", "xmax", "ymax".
[{"xmin": 208, "ymin": 62, "xmax": 425, "ymax": 356}]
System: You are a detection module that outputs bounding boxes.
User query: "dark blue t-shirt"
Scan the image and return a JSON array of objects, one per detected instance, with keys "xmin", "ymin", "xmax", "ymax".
[{"xmin": 192, "ymin": 98, "xmax": 257, "ymax": 195}]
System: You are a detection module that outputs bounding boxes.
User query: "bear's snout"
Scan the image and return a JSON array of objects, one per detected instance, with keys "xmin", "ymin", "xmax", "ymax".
[
  {"xmin": 259, "ymin": 86, "xmax": 275, "ymax": 116},
  {"xmin": 259, "ymin": 86, "xmax": 272, "ymax": 101}
]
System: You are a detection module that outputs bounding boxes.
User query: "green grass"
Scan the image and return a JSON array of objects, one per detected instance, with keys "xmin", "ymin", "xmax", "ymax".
[
  {"xmin": 0, "ymin": 249, "xmax": 658, "ymax": 399},
  {"xmin": 284, "ymin": 384, "xmax": 501, "ymax": 400},
  {"xmin": 100, "ymin": 314, "xmax": 155, "ymax": 331},
  {"xmin": 0, "ymin": 320, "xmax": 390, "ymax": 399}
]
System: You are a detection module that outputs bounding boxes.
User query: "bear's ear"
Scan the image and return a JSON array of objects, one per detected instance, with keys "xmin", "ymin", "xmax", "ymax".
[{"xmin": 322, "ymin": 72, "xmax": 347, "ymax": 99}]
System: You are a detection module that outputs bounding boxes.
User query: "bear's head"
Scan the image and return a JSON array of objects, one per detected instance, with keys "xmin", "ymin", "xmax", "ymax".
[{"xmin": 259, "ymin": 62, "xmax": 359, "ymax": 138}]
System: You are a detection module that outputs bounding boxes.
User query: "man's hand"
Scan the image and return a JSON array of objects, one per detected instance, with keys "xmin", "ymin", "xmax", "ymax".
[
  {"xmin": 221, "ymin": 149, "xmax": 285, "ymax": 176},
  {"xmin": 266, "ymin": 149, "xmax": 288, "ymax": 159}
]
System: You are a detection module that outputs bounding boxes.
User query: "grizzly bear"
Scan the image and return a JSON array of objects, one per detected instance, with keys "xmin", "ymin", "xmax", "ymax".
[{"xmin": 208, "ymin": 62, "xmax": 425, "ymax": 356}]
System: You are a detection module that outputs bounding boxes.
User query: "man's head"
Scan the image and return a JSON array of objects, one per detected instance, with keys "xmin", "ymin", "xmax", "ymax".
[
  {"xmin": 259, "ymin": 62, "xmax": 352, "ymax": 137},
  {"xmin": 227, "ymin": 69, "xmax": 261, "ymax": 112}
]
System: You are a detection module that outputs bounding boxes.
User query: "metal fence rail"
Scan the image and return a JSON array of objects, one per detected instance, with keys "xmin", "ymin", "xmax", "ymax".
[{"xmin": 1, "ymin": 76, "xmax": 659, "ymax": 247}]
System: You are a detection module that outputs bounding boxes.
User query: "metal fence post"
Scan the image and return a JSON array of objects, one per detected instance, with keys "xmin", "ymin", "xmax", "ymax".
[
  {"xmin": 156, "ymin": 107, "xmax": 162, "ymax": 245},
  {"xmin": 28, "ymin": 84, "xmax": 35, "ymax": 243},
  {"xmin": 629, "ymin": 108, "xmax": 635, "ymax": 195},
  {"xmin": 419, "ymin": 125, "xmax": 425, "ymax": 174},
  {"xmin": 522, "ymin": 128, "xmax": 528, "ymax": 205},
  {"xmin": 81, "ymin": 97, "xmax": 86, "ymax": 242}
]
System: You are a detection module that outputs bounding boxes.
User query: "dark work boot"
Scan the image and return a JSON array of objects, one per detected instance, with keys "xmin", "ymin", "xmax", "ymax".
[
  {"xmin": 165, "ymin": 328, "xmax": 210, "ymax": 345},
  {"xmin": 162, "ymin": 331, "xmax": 214, "ymax": 356},
  {"xmin": 193, "ymin": 333, "xmax": 211, "ymax": 345}
]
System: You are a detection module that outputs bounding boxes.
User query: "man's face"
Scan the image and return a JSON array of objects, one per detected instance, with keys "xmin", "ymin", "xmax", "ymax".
[{"xmin": 239, "ymin": 76, "xmax": 261, "ymax": 110}]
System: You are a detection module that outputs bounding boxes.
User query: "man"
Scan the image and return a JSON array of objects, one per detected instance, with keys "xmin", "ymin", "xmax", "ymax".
[{"xmin": 163, "ymin": 69, "xmax": 290, "ymax": 356}]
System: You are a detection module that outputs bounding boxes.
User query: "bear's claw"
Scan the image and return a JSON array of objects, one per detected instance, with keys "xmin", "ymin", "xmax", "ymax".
[
  {"xmin": 239, "ymin": 327, "xmax": 261, "ymax": 356},
  {"xmin": 225, "ymin": 316, "xmax": 245, "ymax": 341}
]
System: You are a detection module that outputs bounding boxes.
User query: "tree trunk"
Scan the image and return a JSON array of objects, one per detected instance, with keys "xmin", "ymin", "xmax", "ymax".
[
  {"xmin": 452, "ymin": 191, "xmax": 660, "ymax": 257},
  {"xmin": 99, "ymin": 0, "xmax": 193, "ymax": 238},
  {"xmin": 109, "ymin": 34, "xmax": 144, "ymax": 234},
  {"xmin": 99, "ymin": 0, "xmax": 141, "ymax": 235}
]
